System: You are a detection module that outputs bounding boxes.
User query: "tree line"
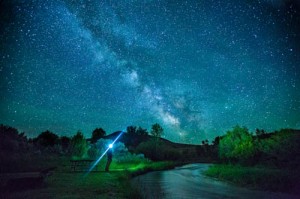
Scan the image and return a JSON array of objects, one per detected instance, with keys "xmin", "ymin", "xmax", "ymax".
[
  {"xmin": 0, "ymin": 123, "xmax": 164, "ymax": 159},
  {"xmin": 216, "ymin": 125, "xmax": 300, "ymax": 168},
  {"xmin": 1, "ymin": 123, "xmax": 298, "ymax": 168}
]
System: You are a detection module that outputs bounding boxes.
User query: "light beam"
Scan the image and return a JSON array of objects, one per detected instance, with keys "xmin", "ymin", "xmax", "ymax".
[{"xmin": 85, "ymin": 131, "xmax": 124, "ymax": 176}]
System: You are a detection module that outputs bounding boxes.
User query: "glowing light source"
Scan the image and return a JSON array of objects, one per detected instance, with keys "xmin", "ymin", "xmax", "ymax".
[{"xmin": 85, "ymin": 131, "xmax": 124, "ymax": 176}]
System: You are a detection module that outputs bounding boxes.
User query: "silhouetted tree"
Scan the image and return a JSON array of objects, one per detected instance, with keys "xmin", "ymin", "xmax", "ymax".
[
  {"xmin": 35, "ymin": 130, "xmax": 59, "ymax": 147},
  {"xmin": 0, "ymin": 124, "xmax": 27, "ymax": 151},
  {"xmin": 0, "ymin": 124, "xmax": 20, "ymax": 139},
  {"xmin": 255, "ymin": 128, "xmax": 266, "ymax": 136},
  {"xmin": 212, "ymin": 136, "xmax": 220, "ymax": 145},
  {"xmin": 60, "ymin": 136, "xmax": 71, "ymax": 151},
  {"xmin": 202, "ymin": 139, "xmax": 209, "ymax": 145},
  {"xmin": 150, "ymin": 123, "xmax": 163, "ymax": 138},
  {"xmin": 91, "ymin": 128, "xmax": 106, "ymax": 144},
  {"xmin": 150, "ymin": 123, "xmax": 163, "ymax": 156},
  {"xmin": 127, "ymin": 126, "xmax": 137, "ymax": 134},
  {"xmin": 136, "ymin": 126, "xmax": 148, "ymax": 136}
]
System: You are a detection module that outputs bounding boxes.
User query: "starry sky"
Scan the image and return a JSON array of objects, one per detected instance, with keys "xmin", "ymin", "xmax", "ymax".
[{"xmin": 1, "ymin": 0, "xmax": 300, "ymax": 143}]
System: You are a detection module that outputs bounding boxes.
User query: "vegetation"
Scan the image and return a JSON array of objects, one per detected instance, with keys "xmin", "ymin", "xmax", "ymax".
[
  {"xmin": 205, "ymin": 126, "xmax": 300, "ymax": 194},
  {"xmin": 69, "ymin": 131, "xmax": 88, "ymax": 158},
  {"xmin": 216, "ymin": 126, "xmax": 300, "ymax": 168},
  {"xmin": 126, "ymin": 125, "xmax": 148, "ymax": 136},
  {"xmin": 204, "ymin": 164, "xmax": 300, "ymax": 194},
  {"xmin": 136, "ymin": 126, "xmax": 148, "ymax": 136},
  {"xmin": 127, "ymin": 125, "xmax": 137, "ymax": 135},
  {"xmin": 150, "ymin": 123, "xmax": 163, "ymax": 138},
  {"xmin": 136, "ymin": 139, "xmax": 181, "ymax": 161},
  {"xmin": 90, "ymin": 128, "xmax": 106, "ymax": 144},
  {"xmin": 0, "ymin": 123, "xmax": 176, "ymax": 198},
  {"xmin": 218, "ymin": 125, "xmax": 255, "ymax": 165},
  {"xmin": 255, "ymin": 129, "xmax": 300, "ymax": 168},
  {"xmin": 1, "ymin": 123, "xmax": 300, "ymax": 196},
  {"xmin": 33, "ymin": 130, "xmax": 59, "ymax": 147}
]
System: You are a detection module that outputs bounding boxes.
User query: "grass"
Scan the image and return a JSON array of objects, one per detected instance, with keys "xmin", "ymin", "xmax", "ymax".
[
  {"xmin": 0, "ymin": 155, "xmax": 175, "ymax": 198},
  {"xmin": 204, "ymin": 164, "xmax": 300, "ymax": 194}
]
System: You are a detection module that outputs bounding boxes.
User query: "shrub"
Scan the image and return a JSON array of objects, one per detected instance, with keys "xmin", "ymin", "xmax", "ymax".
[
  {"xmin": 69, "ymin": 131, "xmax": 88, "ymax": 158},
  {"xmin": 256, "ymin": 129, "xmax": 300, "ymax": 168},
  {"xmin": 34, "ymin": 130, "xmax": 59, "ymax": 147},
  {"xmin": 93, "ymin": 139, "xmax": 148, "ymax": 163},
  {"xmin": 87, "ymin": 144, "xmax": 99, "ymax": 159},
  {"xmin": 219, "ymin": 125, "xmax": 256, "ymax": 164}
]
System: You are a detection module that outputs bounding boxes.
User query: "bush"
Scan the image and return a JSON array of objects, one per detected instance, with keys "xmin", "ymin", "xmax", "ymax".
[
  {"xmin": 256, "ymin": 129, "xmax": 300, "ymax": 168},
  {"xmin": 87, "ymin": 144, "xmax": 99, "ymax": 159},
  {"xmin": 0, "ymin": 124, "xmax": 28, "ymax": 152},
  {"xmin": 135, "ymin": 139, "xmax": 184, "ymax": 161},
  {"xmin": 69, "ymin": 131, "xmax": 88, "ymax": 158},
  {"xmin": 136, "ymin": 140, "xmax": 160, "ymax": 160},
  {"xmin": 93, "ymin": 139, "xmax": 148, "ymax": 163},
  {"xmin": 34, "ymin": 130, "xmax": 59, "ymax": 147},
  {"xmin": 219, "ymin": 125, "xmax": 256, "ymax": 164}
]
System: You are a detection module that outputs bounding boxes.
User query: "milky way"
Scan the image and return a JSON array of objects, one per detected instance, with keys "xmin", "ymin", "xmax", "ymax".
[{"xmin": 1, "ymin": 0, "xmax": 300, "ymax": 143}]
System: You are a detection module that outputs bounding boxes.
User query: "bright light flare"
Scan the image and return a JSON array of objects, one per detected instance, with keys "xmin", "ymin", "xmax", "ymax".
[{"xmin": 84, "ymin": 131, "xmax": 124, "ymax": 176}]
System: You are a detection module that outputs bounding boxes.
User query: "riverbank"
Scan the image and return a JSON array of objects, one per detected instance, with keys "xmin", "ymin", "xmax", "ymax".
[{"xmin": 204, "ymin": 164, "xmax": 300, "ymax": 195}]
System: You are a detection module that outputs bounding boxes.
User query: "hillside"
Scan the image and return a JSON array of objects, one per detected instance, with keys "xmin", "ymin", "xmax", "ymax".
[{"xmin": 102, "ymin": 131, "xmax": 217, "ymax": 162}]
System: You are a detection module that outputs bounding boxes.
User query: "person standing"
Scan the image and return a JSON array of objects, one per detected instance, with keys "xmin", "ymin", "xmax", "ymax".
[{"xmin": 105, "ymin": 148, "xmax": 113, "ymax": 172}]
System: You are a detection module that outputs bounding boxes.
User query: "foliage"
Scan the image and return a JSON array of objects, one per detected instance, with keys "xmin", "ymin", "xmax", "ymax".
[
  {"xmin": 217, "ymin": 127, "xmax": 300, "ymax": 168},
  {"xmin": 0, "ymin": 124, "xmax": 28, "ymax": 152},
  {"xmin": 255, "ymin": 128, "xmax": 265, "ymax": 136},
  {"xmin": 219, "ymin": 125, "xmax": 255, "ymax": 164},
  {"xmin": 116, "ymin": 152, "xmax": 148, "ymax": 164},
  {"xmin": 93, "ymin": 139, "xmax": 148, "ymax": 163},
  {"xmin": 69, "ymin": 131, "xmax": 88, "ymax": 158},
  {"xmin": 136, "ymin": 139, "xmax": 160, "ymax": 160},
  {"xmin": 126, "ymin": 126, "xmax": 148, "ymax": 136},
  {"xmin": 127, "ymin": 126, "xmax": 137, "ymax": 134},
  {"xmin": 60, "ymin": 136, "xmax": 71, "ymax": 152},
  {"xmin": 34, "ymin": 130, "xmax": 59, "ymax": 147},
  {"xmin": 136, "ymin": 126, "xmax": 148, "ymax": 135},
  {"xmin": 91, "ymin": 128, "xmax": 106, "ymax": 144},
  {"xmin": 0, "ymin": 124, "xmax": 20, "ymax": 139},
  {"xmin": 87, "ymin": 144, "xmax": 99, "ymax": 159},
  {"xmin": 150, "ymin": 123, "xmax": 163, "ymax": 138},
  {"xmin": 212, "ymin": 136, "xmax": 221, "ymax": 145},
  {"xmin": 256, "ymin": 129, "xmax": 300, "ymax": 168},
  {"xmin": 204, "ymin": 164, "xmax": 300, "ymax": 194},
  {"xmin": 201, "ymin": 139, "xmax": 209, "ymax": 145},
  {"xmin": 136, "ymin": 139, "xmax": 183, "ymax": 161}
]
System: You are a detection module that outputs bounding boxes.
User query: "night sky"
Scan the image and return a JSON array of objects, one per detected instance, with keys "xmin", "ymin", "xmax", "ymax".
[{"xmin": 1, "ymin": 0, "xmax": 300, "ymax": 143}]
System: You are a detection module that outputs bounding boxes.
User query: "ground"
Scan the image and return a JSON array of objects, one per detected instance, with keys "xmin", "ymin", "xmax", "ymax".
[{"xmin": 0, "ymin": 155, "xmax": 173, "ymax": 199}]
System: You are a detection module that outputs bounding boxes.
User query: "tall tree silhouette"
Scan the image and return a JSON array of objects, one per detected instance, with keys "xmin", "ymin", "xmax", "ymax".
[
  {"xmin": 127, "ymin": 126, "xmax": 137, "ymax": 134},
  {"xmin": 91, "ymin": 128, "xmax": 106, "ymax": 144},
  {"xmin": 151, "ymin": 123, "xmax": 163, "ymax": 138},
  {"xmin": 35, "ymin": 130, "xmax": 59, "ymax": 147}
]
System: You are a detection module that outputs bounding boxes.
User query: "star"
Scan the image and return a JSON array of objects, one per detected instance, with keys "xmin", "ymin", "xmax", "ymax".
[{"xmin": 0, "ymin": 0, "xmax": 299, "ymax": 143}]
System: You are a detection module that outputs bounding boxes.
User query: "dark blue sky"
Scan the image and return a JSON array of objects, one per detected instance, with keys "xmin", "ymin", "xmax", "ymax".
[{"xmin": 1, "ymin": 0, "xmax": 299, "ymax": 143}]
